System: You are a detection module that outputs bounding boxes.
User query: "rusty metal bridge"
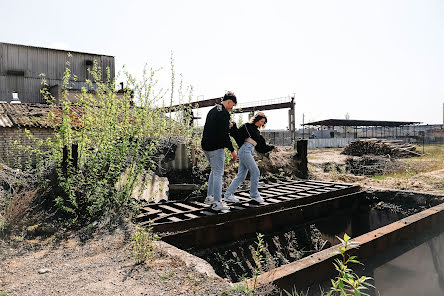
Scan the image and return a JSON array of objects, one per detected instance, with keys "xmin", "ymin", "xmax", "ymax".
[{"xmin": 136, "ymin": 179, "xmax": 360, "ymax": 237}]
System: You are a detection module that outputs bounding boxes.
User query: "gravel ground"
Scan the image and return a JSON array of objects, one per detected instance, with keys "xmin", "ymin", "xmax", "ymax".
[{"xmin": 0, "ymin": 224, "xmax": 241, "ymax": 296}]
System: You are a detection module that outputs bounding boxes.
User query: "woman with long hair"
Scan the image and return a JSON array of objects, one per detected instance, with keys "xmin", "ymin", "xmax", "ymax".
[{"xmin": 224, "ymin": 112, "xmax": 278, "ymax": 204}]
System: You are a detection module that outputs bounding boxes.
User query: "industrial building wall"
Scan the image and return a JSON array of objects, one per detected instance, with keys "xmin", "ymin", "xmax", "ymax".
[
  {"xmin": 0, "ymin": 127, "xmax": 53, "ymax": 168},
  {"xmin": 0, "ymin": 43, "xmax": 115, "ymax": 103}
]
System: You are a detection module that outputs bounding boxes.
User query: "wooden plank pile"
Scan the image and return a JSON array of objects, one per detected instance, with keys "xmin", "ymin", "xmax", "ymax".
[{"xmin": 342, "ymin": 138, "xmax": 421, "ymax": 158}]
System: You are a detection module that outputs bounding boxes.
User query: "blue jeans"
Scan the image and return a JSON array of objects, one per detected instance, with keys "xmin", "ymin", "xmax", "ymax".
[
  {"xmin": 224, "ymin": 142, "xmax": 260, "ymax": 199},
  {"xmin": 204, "ymin": 148, "xmax": 225, "ymax": 202}
]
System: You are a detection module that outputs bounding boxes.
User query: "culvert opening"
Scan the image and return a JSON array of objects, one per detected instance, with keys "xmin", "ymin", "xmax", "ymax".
[{"xmin": 169, "ymin": 190, "xmax": 443, "ymax": 283}]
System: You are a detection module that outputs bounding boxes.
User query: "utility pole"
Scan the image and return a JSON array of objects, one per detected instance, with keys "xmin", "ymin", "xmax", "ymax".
[
  {"xmin": 288, "ymin": 96, "xmax": 296, "ymax": 148},
  {"xmin": 302, "ymin": 113, "xmax": 305, "ymax": 139}
]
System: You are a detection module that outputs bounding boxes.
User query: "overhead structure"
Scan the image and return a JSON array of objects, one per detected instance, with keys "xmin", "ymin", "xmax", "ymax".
[
  {"xmin": 302, "ymin": 119, "xmax": 422, "ymax": 139},
  {"xmin": 167, "ymin": 96, "xmax": 296, "ymax": 145},
  {"xmin": 303, "ymin": 119, "xmax": 421, "ymax": 127}
]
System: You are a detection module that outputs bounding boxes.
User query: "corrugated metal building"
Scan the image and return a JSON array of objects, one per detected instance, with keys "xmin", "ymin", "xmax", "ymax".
[{"xmin": 0, "ymin": 42, "xmax": 115, "ymax": 103}]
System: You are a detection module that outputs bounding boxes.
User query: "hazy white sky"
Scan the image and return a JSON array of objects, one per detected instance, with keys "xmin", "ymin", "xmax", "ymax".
[{"xmin": 1, "ymin": 0, "xmax": 443, "ymax": 128}]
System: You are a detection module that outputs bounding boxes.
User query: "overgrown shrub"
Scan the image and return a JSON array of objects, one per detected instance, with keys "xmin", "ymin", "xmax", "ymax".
[{"xmin": 36, "ymin": 54, "xmax": 197, "ymax": 224}]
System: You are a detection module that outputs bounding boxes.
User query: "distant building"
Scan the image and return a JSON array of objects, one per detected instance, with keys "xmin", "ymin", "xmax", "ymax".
[
  {"xmin": 0, "ymin": 42, "xmax": 115, "ymax": 103},
  {"xmin": 0, "ymin": 103, "xmax": 58, "ymax": 167}
]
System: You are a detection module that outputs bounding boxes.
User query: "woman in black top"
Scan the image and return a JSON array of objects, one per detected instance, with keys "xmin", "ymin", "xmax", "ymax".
[{"xmin": 223, "ymin": 112, "xmax": 278, "ymax": 204}]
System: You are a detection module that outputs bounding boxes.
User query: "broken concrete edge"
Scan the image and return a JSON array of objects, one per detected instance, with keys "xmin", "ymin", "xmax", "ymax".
[
  {"xmin": 154, "ymin": 240, "xmax": 223, "ymax": 281},
  {"xmin": 244, "ymin": 201, "xmax": 444, "ymax": 291}
]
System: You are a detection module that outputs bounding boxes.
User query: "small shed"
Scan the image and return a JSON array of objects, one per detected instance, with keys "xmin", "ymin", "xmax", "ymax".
[{"xmin": 0, "ymin": 102, "xmax": 64, "ymax": 167}]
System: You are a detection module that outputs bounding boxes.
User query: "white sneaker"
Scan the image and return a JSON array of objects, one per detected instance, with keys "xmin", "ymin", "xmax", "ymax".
[
  {"xmin": 204, "ymin": 195, "xmax": 214, "ymax": 205},
  {"xmin": 223, "ymin": 195, "xmax": 240, "ymax": 203},
  {"xmin": 251, "ymin": 196, "xmax": 265, "ymax": 204},
  {"xmin": 211, "ymin": 201, "xmax": 230, "ymax": 211}
]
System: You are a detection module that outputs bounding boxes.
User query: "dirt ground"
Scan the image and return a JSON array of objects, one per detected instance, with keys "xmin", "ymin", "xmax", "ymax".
[
  {"xmin": 1, "ymin": 145, "xmax": 444, "ymax": 296},
  {"xmin": 308, "ymin": 147, "xmax": 444, "ymax": 194},
  {"xmin": 0, "ymin": 223, "xmax": 242, "ymax": 296}
]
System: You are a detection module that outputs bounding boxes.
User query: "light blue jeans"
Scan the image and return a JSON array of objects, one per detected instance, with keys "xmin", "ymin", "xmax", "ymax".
[
  {"xmin": 204, "ymin": 148, "xmax": 225, "ymax": 202},
  {"xmin": 224, "ymin": 142, "xmax": 260, "ymax": 199}
]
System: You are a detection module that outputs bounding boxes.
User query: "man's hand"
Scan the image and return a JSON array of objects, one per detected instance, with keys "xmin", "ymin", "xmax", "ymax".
[
  {"xmin": 273, "ymin": 146, "xmax": 279, "ymax": 152},
  {"xmin": 231, "ymin": 151, "xmax": 238, "ymax": 160}
]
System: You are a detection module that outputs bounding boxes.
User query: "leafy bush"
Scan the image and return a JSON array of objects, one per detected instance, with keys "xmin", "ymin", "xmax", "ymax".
[
  {"xmin": 37, "ymin": 54, "xmax": 197, "ymax": 224},
  {"xmin": 128, "ymin": 223, "xmax": 159, "ymax": 264}
]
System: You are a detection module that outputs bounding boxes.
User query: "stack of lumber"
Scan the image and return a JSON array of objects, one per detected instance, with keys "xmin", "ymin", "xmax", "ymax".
[{"xmin": 342, "ymin": 138, "xmax": 421, "ymax": 158}]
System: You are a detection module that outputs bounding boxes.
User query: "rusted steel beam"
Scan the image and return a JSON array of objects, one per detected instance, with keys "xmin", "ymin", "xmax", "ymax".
[
  {"xmin": 161, "ymin": 192, "xmax": 364, "ymax": 249},
  {"xmin": 164, "ymin": 98, "xmax": 222, "ymax": 112},
  {"xmin": 164, "ymin": 97, "xmax": 294, "ymax": 113},
  {"xmin": 231, "ymin": 102, "xmax": 294, "ymax": 114},
  {"xmin": 251, "ymin": 201, "xmax": 444, "ymax": 292}
]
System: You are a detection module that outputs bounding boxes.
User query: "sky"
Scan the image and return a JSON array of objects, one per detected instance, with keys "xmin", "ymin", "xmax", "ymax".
[{"xmin": 1, "ymin": 0, "xmax": 443, "ymax": 129}]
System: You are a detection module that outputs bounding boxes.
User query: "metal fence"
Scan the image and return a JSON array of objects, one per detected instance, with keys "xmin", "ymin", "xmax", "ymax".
[
  {"xmin": 262, "ymin": 130, "xmax": 444, "ymax": 149},
  {"xmin": 262, "ymin": 130, "xmax": 293, "ymax": 146}
]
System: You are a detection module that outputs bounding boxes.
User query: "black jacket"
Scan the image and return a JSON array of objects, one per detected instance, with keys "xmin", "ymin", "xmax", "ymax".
[
  {"xmin": 201, "ymin": 104, "xmax": 234, "ymax": 152},
  {"xmin": 230, "ymin": 122, "xmax": 275, "ymax": 154}
]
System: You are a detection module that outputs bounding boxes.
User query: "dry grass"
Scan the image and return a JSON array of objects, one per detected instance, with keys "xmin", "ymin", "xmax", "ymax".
[
  {"xmin": 309, "ymin": 145, "xmax": 444, "ymax": 193},
  {"xmin": 406, "ymin": 144, "xmax": 444, "ymax": 171},
  {"xmin": 374, "ymin": 145, "xmax": 444, "ymax": 179},
  {"xmin": 4, "ymin": 188, "xmax": 39, "ymax": 231}
]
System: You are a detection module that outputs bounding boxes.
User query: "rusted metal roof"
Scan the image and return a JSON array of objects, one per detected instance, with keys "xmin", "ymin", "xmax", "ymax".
[{"xmin": 0, "ymin": 103, "xmax": 83, "ymax": 128}]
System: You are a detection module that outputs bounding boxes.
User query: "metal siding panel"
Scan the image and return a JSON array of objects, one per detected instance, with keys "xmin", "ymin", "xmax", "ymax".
[
  {"xmin": 7, "ymin": 44, "xmax": 19, "ymax": 71},
  {"xmin": 48, "ymin": 78, "xmax": 61, "ymax": 87},
  {"xmin": 24, "ymin": 78, "xmax": 42, "ymax": 103},
  {"xmin": 22, "ymin": 78, "xmax": 31, "ymax": 102},
  {"xmin": 27, "ymin": 46, "xmax": 37, "ymax": 77},
  {"xmin": 102, "ymin": 56, "xmax": 111, "ymax": 82},
  {"xmin": 58, "ymin": 51, "xmax": 68, "ymax": 79},
  {"xmin": 97, "ymin": 56, "xmax": 103, "ymax": 81},
  {"xmin": 72, "ymin": 54, "xmax": 82, "ymax": 81},
  {"xmin": 0, "ymin": 76, "xmax": 7, "ymax": 100},
  {"xmin": 0, "ymin": 44, "xmax": 5, "ymax": 75},
  {"xmin": 109, "ymin": 56, "xmax": 115, "ymax": 80},
  {"xmin": 17, "ymin": 75, "xmax": 24, "ymax": 97},
  {"xmin": 47, "ymin": 49, "xmax": 58, "ymax": 79},
  {"xmin": 6, "ymin": 76, "xmax": 14, "ymax": 94},
  {"xmin": 90, "ymin": 54, "xmax": 98, "ymax": 82},
  {"xmin": 24, "ymin": 46, "xmax": 32, "ymax": 77},
  {"xmin": 37, "ymin": 48, "xmax": 49, "ymax": 79},
  {"xmin": 6, "ymin": 75, "xmax": 24, "ymax": 100},
  {"xmin": 18, "ymin": 46, "xmax": 28, "ymax": 72}
]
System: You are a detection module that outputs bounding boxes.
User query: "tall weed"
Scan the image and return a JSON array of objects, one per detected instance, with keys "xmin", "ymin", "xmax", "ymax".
[{"xmin": 38, "ymin": 54, "xmax": 197, "ymax": 224}]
